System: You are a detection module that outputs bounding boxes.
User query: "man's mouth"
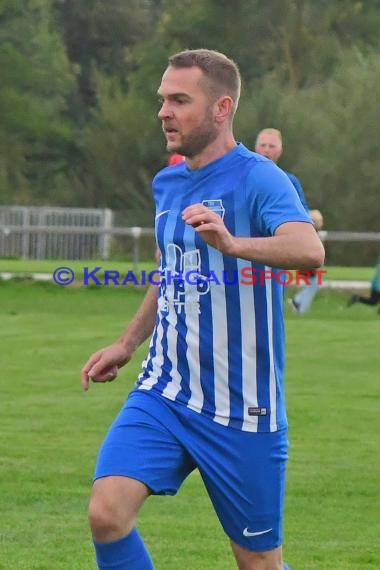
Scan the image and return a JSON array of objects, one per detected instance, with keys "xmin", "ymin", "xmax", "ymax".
[{"xmin": 164, "ymin": 127, "xmax": 179, "ymax": 140}]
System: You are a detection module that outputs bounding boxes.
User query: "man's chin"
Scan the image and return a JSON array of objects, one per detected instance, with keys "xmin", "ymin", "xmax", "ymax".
[{"xmin": 167, "ymin": 143, "xmax": 184, "ymax": 155}]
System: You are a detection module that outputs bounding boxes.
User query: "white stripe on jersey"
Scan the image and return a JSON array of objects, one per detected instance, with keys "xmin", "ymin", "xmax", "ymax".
[
  {"xmin": 181, "ymin": 247, "xmax": 204, "ymax": 409},
  {"xmin": 208, "ymin": 249, "xmax": 230, "ymax": 426},
  {"xmin": 160, "ymin": 308, "xmax": 182, "ymax": 400},
  {"xmin": 137, "ymin": 335, "xmax": 154, "ymax": 387},
  {"xmin": 237, "ymin": 258, "xmax": 259, "ymax": 432},
  {"xmin": 184, "ymin": 315, "xmax": 203, "ymax": 412},
  {"xmin": 265, "ymin": 268, "xmax": 277, "ymax": 431},
  {"xmin": 138, "ymin": 320, "xmax": 164, "ymax": 391}
]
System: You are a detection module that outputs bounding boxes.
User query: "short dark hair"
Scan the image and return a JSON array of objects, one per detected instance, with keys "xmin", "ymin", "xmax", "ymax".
[{"xmin": 168, "ymin": 49, "xmax": 241, "ymax": 115}]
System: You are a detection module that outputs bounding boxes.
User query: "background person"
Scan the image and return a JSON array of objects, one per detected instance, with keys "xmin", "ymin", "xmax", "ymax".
[
  {"xmin": 347, "ymin": 254, "xmax": 380, "ymax": 312},
  {"xmin": 255, "ymin": 128, "xmax": 324, "ymax": 314},
  {"xmin": 82, "ymin": 49, "xmax": 324, "ymax": 570}
]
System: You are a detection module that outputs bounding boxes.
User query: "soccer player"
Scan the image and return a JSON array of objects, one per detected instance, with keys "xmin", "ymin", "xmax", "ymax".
[
  {"xmin": 255, "ymin": 128, "xmax": 324, "ymax": 314},
  {"xmin": 81, "ymin": 49, "xmax": 325, "ymax": 570}
]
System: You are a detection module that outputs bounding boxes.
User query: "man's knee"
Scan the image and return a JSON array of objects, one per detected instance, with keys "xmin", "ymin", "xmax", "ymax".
[
  {"xmin": 88, "ymin": 476, "xmax": 149, "ymax": 541},
  {"xmin": 88, "ymin": 496, "xmax": 123, "ymax": 539},
  {"xmin": 230, "ymin": 541, "xmax": 283, "ymax": 570}
]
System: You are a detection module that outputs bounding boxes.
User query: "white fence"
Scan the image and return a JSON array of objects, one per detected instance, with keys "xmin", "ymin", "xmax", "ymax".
[
  {"xmin": 318, "ymin": 230, "xmax": 380, "ymax": 243},
  {"xmin": 0, "ymin": 206, "xmax": 115, "ymax": 259},
  {"xmin": 0, "ymin": 205, "xmax": 379, "ymax": 261}
]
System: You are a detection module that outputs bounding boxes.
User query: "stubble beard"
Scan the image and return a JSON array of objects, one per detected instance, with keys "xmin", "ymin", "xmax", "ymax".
[{"xmin": 171, "ymin": 111, "xmax": 218, "ymax": 159}]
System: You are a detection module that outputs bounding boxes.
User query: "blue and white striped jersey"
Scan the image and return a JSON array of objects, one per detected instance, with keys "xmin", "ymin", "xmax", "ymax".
[{"xmin": 137, "ymin": 144, "xmax": 311, "ymax": 432}]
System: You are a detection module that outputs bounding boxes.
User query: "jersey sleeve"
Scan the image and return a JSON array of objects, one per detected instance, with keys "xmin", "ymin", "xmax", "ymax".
[
  {"xmin": 246, "ymin": 161, "xmax": 312, "ymax": 237},
  {"xmin": 285, "ymin": 172, "xmax": 309, "ymax": 212}
]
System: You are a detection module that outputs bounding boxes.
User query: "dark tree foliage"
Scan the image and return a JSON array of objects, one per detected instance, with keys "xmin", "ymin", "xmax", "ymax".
[{"xmin": 1, "ymin": 0, "xmax": 379, "ymax": 263}]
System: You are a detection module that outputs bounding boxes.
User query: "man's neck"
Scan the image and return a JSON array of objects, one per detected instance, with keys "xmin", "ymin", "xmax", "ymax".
[{"xmin": 186, "ymin": 135, "xmax": 237, "ymax": 170}]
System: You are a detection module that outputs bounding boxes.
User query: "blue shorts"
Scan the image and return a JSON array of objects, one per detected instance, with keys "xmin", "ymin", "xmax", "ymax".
[{"xmin": 94, "ymin": 389, "xmax": 288, "ymax": 551}]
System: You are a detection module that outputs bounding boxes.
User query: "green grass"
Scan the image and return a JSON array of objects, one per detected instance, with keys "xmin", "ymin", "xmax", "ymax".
[
  {"xmin": 0, "ymin": 258, "xmax": 374, "ymax": 282},
  {"xmin": 319, "ymin": 266, "xmax": 372, "ymax": 281},
  {"xmin": 0, "ymin": 282, "xmax": 378, "ymax": 569}
]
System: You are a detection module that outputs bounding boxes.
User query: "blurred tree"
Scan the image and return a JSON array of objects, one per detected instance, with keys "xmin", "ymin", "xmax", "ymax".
[
  {"xmin": 288, "ymin": 49, "xmax": 380, "ymax": 234},
  {"xmin": 237, "ymin": 48, "xmax": 380, "ymax": 234},
  {"xmin": 152, "ymin": 0, "xmax": 380, "ymax": 89},
  {"xmin": 53, "ymin": 0, "xmax": 162, "ymax": 118},
  {"xmin": 0, "ymin": 0, "xmax": 76, "ymax": 204},
  {"xmin": 73, "ymin": 72, "xmax": 162, "ymax": 218},
  {"xmin": 1, "ymin": 0, "xmax": 379, "ymax": 265}
]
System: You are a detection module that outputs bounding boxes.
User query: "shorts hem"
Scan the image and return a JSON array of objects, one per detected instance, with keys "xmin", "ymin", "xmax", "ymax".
[{"xmin": 93, "ymin": 471, "xmax": 176, "ymax": 496}]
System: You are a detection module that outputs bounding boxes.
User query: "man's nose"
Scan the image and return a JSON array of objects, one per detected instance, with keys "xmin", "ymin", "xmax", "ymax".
[{"xmin": 158, "ymin": 101, "xmax": 172, "ymax": 120}]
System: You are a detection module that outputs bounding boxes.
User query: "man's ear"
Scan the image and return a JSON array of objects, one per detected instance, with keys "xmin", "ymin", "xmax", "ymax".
[{"xmin": 214, "ymin": 96, "xmax": 234, "ymax": 124}]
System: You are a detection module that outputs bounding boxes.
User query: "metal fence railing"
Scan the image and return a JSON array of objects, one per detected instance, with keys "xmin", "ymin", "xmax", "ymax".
[
  {"xmin": 0, "ymin": 206, "xmax": 379, "ymax": 263},
  {"xmin": 318, "ymin": 231, "xmax": 380, "ymax": 243},
  {"xmin": 0, "ymin": 206, "xmax": 114, "ymax": 259}
]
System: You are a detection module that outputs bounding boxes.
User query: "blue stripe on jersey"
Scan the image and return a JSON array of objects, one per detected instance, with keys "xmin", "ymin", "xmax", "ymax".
[
  {"xmin": 170, "ymin": 210, "xmax": 191, "ymax": 403},
  {"xmin": 271, "ymin": 275, "xmax": 286, "ymax": 429},
  {"xmin": 251, "ymin": 263, "xmax": 272, "ymax": 432},
  {"xmin": 196, "ymin": 237, "xmax": 216, "ymax": 418},
  {"xmin": 224, "ymin": 253, "xmax": 243, "ymax": 430},
  {"xmin": 222, "ymin": 198, "xmax": 243, "ymax": 429}
]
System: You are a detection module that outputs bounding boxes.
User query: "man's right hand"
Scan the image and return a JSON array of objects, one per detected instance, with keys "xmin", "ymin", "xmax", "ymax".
[
  {"xmin": 81, "ymin": 342, "xmax": 132, "ymax": 391},
  {"xmin": 309, "ymin": 209, "xmax": 324, "ymax": 231}
]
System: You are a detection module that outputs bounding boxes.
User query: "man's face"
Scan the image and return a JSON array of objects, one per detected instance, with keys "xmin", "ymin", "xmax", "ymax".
[
  {"xmin": 157, "ymin": 66, "xmax": 218, "ymax": 158},
  {"xmin": 255, "ymin": 133, "xmax": 283, "ymax": 163}
]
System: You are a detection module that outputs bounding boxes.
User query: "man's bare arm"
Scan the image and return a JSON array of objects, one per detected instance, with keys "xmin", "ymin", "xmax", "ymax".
[
  {"xmin": 228, "ymin": 222, "xmax": 325, "ymax": 269},
  {"xmin": 182, "ymin": 204, "xmax": 325, "ymax": 269},
  {"xmin": 81, "ymin": 284, "xmax": 158, "ymax": 391}
]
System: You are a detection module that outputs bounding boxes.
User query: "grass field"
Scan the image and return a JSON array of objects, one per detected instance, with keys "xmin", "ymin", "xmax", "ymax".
[{"xmin": 0, "ymin": 280, "xmax": 379, "ymax": 569}]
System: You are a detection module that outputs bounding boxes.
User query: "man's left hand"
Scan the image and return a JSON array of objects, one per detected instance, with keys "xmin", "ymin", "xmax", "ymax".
[{"xmin": 182, "ymin": 204, "xmax": 236, "ymax": 255}]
